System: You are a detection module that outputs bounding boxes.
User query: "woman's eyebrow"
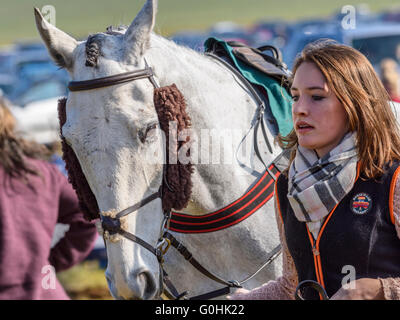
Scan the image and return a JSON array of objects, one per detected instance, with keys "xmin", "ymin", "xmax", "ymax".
[{"xmin": 290, "ymin": 86, "xmax": 326, "ymax": 91}]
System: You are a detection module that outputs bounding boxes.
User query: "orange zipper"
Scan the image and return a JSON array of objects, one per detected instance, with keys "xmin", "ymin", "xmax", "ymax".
[
  {"xmin": 306, "ymin": 208, "xmax": 337, "ymax": 299},
  {"xmin": 305, "ymin": 163, "xmax": 360, "ymax": 300}
]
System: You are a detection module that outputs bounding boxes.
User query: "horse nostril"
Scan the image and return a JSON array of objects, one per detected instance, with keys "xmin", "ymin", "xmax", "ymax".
[{"xmin": 135, "ymin": 270, "xmax": 158, "ymax": 300}]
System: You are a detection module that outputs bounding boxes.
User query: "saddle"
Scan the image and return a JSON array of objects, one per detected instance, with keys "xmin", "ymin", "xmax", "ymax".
[
  {"xmin": 206, "ymin": 38, "xmax": 291, "ymax": 88},
  {"xmin": 204, "ymin": 37, "xmax": 293, "ymax": 137}
]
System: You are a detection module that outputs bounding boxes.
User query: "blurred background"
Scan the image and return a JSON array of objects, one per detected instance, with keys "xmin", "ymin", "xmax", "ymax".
[{"xmin": 1, "ymin": 0, "xmax": 400, "ymax": 300}]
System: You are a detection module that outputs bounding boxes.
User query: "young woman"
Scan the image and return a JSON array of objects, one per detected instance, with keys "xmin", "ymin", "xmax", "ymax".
[
  {"xmin": 0, "ymin": 97, "xmax": 98, "ymax": 299},
  {"xmin": 230, "ymin": 40, "xmax": 400, "ymax": 300}
]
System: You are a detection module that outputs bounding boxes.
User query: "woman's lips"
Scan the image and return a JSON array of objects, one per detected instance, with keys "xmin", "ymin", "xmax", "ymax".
[{"xmin": 296, "ymin": 121, "xmax": 314, "ymax": 134}]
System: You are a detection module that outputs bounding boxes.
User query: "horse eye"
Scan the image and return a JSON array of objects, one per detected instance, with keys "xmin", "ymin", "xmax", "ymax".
[{"xmin": 138, "ymin": 122, "xmax": 158, "ymax": 143}]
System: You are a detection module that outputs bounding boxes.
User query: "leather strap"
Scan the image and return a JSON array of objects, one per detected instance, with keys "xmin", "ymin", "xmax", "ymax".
[
  {"xmin": 295, "ymin": 280, "xmax": 330, "ymax": 300},
  {"xmin": 164, "ymin": 231, "xmax": 242, "ymax": 288},
  {"xmin": 254, "ymin": 111, "xmax": 273, "ymax": 163},
  {"xmin": 162, "ymin": 268, "xmax": 188, "ymax": 300},
  {"xmin": 189, "ymin": 286, "xmax": 231, "ymax": 300},
  {"xmin": 226, "ymin": 40, "xmax": 284, "ymax": 67},
  {"xmin": 118, "ymin": 228, "xmax": 161, "ymax": 259},
  {"xmin": 163, "ymin": 231, "xmax": 282, "ymax": 300},
  {"xmin": 101, "ymin": 216, "xmax": 161, "ymax": 259},
  {"xmin": 68, "ymin": 67, "xmax": 155, "ymax": 92},
  {"xmin": 206, "ymin": 52, "xmax": 275, "ymax": 169},
  {"xmin": 115, "ymin": 191, "xmax": 161, "ymax": 219}
]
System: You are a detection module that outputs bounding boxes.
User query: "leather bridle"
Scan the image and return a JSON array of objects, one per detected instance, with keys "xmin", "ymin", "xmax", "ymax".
[
  {"xmin": 68, "ymin": 61, "xmax": 180, "ymax": 297},
  {"xmin": 67, "ymin": 59, "xmax": 282, "ymax": 300},
  {"xmin": 68, "ymin": 60, "xmax": 170, "ymax": 258},
  {"xmin": 68, "ymin": 65, "xmax": 159, "ymax": 92}
]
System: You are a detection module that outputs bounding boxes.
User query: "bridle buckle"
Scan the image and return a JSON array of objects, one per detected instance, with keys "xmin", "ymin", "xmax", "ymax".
[{"xmin": 157, "ymin": 238, "xmax": 171, "ymax": 256}]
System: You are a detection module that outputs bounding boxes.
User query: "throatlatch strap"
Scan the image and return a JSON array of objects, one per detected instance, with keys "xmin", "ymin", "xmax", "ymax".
[{"xmin": 169, "ymin": 164, "xmax": 280, "ymax": 233}]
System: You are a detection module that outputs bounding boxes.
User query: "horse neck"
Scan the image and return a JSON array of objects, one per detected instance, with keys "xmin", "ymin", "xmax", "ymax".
[
  {"xmin": 146, "ymin": 35, "xmax": 278, "ymax": 214},
  {"xmin": 147, "ymin": 34, "xmax": 259, "ymax": 131},
  {"xmin": 147, "ymin": 34, "xmax": 213, "ymax": 88}
]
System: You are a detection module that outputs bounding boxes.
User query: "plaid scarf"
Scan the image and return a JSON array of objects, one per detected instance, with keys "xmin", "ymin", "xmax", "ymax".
[{"xmin": 287, "ymin": 132, "xmax": 358, "ymax": 233}]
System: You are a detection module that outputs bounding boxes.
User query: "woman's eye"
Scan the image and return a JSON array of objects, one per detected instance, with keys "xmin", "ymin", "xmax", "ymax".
[
  {"xmin": 312, "ymin": 95, "xmax": 325, "ymax": 101},
  {"xmin": 291, "ymin": 95, "xmax": 299, "ymax": 102}
]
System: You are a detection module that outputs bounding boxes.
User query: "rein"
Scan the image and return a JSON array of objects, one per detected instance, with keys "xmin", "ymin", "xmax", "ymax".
[
  {"xmin": 295, "ymin": 280, "xmax": 330, "ymax": 300},
  {"xmin": 62, "ymin": 58, "xmax": 284, "ymax": 300}
]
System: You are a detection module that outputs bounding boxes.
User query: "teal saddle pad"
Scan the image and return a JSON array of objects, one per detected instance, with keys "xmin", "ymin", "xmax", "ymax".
[{"xmin": 204, "ymin": 37, "xmax": 293, "ymax": 137}]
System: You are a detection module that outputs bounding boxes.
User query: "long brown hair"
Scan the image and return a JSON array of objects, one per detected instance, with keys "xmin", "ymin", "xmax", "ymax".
[
  {"xmin": 280, "ymin": 40, "xmax": 400, "ymax": 179},
  {"xmin": 0, "ymin": 97, "xmax": 51, "ymax": 179}
]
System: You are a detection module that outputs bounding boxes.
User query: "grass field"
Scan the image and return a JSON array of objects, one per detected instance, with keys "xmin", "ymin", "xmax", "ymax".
[
  {"xmin": 57, "ymin": 260, "xmax": 113, "ymax": 300},
  {"xmin": 0, "ymin": 0, "xmax": 399, "ymax": 46}
]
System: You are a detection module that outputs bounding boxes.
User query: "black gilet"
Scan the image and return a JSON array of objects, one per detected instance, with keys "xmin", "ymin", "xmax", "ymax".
[{"xmin": 276, "ymin": 162, "xmax": 400, "ymax": 300}]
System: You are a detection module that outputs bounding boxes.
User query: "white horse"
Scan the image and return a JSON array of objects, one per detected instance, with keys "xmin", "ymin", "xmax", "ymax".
[{"xmin": 35, "ymin": 0, "xmax": 286, "ymax": 300}]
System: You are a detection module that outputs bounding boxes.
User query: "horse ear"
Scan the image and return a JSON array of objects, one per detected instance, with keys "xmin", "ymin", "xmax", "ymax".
[
  {"xmin": 34, "ymin": 7, "xmax": 78, "ymax": 69},
  {"xmin": 123, "ymin": 0, "xmax": 157, "ymax": 61}
]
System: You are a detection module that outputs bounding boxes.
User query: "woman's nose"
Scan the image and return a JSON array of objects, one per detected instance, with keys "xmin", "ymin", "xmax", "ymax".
[{"xmin": 292, "ymin": 96, "xmax": 309, "ymax": 116}]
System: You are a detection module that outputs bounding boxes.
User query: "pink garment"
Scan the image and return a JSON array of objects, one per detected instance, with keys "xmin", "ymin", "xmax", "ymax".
[{"xmin": 0, "ymin": 158, "xmax": 98, "ymax": 300}]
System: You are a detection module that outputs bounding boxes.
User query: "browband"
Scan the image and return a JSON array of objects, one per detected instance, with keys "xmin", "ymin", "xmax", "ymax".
[{"xmin": 68, "ymin": 67, "xmax": 155, "ymax": 91}]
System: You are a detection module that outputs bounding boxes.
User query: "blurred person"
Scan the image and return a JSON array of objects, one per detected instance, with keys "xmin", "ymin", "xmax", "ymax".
[
  {"xmin": 0, "ymin": 97, "xmax": 98, "ymax": 300},
  {"xmin": 380, "ymin": 58, "xmax": 400, "ymax": 103},
  {"xmin": 230, "ymin": 40, "xmax": 400, "ymax": 300}
]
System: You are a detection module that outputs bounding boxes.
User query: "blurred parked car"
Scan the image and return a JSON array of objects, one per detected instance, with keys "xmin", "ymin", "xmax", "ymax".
[
  {"xmin": 250, "ymin": 20, "xmax": 294, "ymax": 49},
  {"xmin": 282, "ymin": 23, "xmax": 343, "ymax": 69},
  {"xmin": 331, "ymin": 3, "xmax": 381, "ymax": 25},
  {"xmin": 8, "ymin": 71, "xmax": 67, "ymax": 106},
  {"xmin": 345, "ymin": 23, "xmax": 400, "ymax": 69},
  {"xmin": 209, "ymin": 30, "xmax": 255, "ymax": 46},
  {"xmin": 282, "ymin": 22, "xmax": 400, "ymax": 70},
  {"xmin": 0, "ymin": 50, "xmax": 16, "ymax": 96},
  {"xmin": 170, "ymin": 31, "xmax": 209, "ymax": 52},
  {"xmin": 381, "ymin": 9, "xmax": 400, "ymax": 23},
  {"xmin": 1, "ymin": 43, "xmax": 50, "ymax": 82},
  {"xmin": 209, "ymin": 21, "xmax": 255, "ymax": 46},
  {"xmin": 10, "ymin": 93, "xmax": 65, "ymax": 144},
  {"xmin": 2, "ymin": 42, "xmax": 69, "ymax": 145},
  {"xmin": 8, "ymin": 69, "xmax": 68, "ymax": 144}
]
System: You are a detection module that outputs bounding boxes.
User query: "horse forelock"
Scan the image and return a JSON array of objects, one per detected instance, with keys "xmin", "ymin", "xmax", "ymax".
[
  {"xmin": 85, "ymin": 34, "xmax": 104, "ymax": 68},
  {"xmin": 84, "ymin": 28, "xmax": 130, "ymax": 68}
]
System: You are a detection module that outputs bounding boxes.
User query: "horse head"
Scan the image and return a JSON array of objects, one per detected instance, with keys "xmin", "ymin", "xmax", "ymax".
[{"xmin": 35, "ymin": 0, "xmax": 169, "ymax": 299}]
